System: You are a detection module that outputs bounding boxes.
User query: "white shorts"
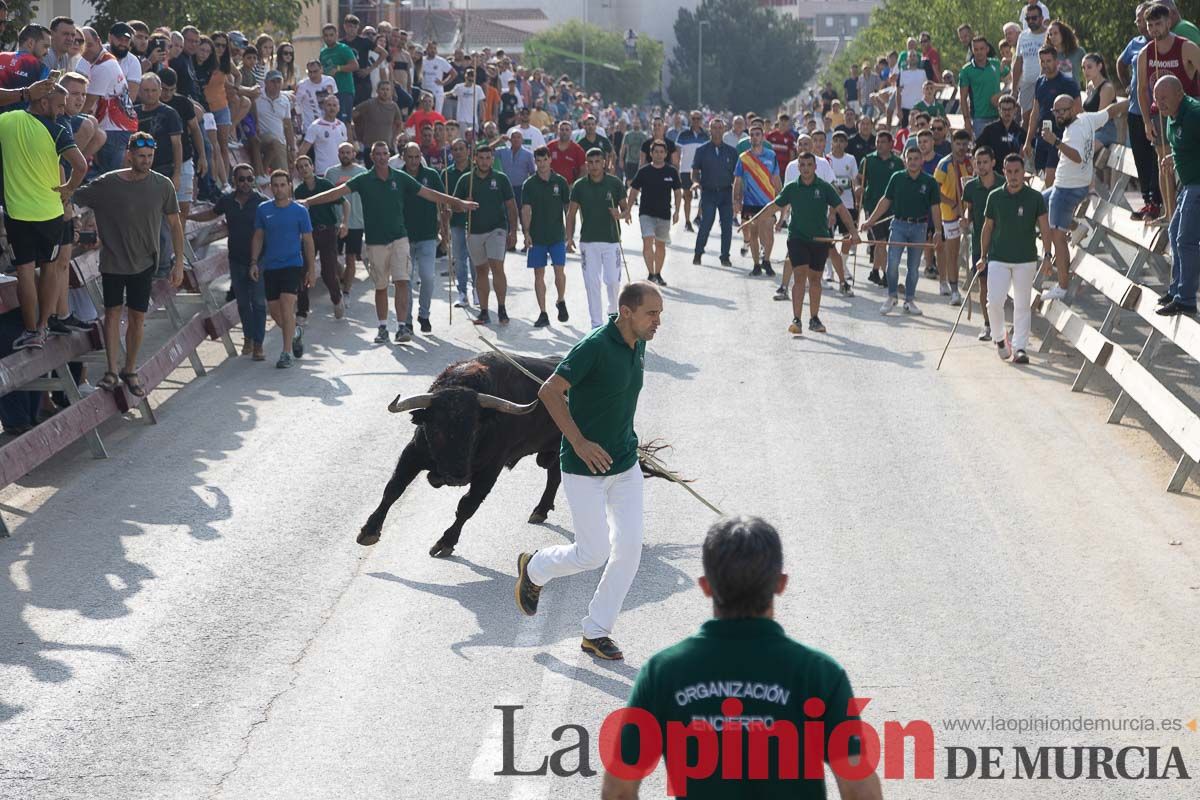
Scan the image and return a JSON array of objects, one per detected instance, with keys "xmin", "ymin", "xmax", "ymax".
[
  {"xmin": 202, "ymin": 112, "xmax": 217, "ymax": 132},
  {"xmin": 942, "ymin": 218, "xmax": 961, "ymax": 240},
  {"xmin": 365, "ymin": 238, "xmax": 411, "ymax": 288},
  {"xmin": 177, "ymin": 159, "xmax": 194, "ymax": 204}
]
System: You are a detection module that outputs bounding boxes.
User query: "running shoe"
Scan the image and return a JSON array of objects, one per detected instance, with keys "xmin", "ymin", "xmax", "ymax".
[
  {"xmin": 840, "ymin": 282, "xmax": 854, "ymax": 297},
  {"xmin": 292, "ymin": 326, "xmax": 304, "ymax": 358},
  {"xmin": 1013, "ymin": 349, "xmax": 1029, "ymax": 364},
  {"xmin": 978, "ymin": 325, "xmax": 992, "ymax": 342},
  {"xmin": 418, "ymin": 317, "xmax": 432, "ymax": 333},
  {"xmin": 808, "ymin": 316, "xmax": 826, "ymax": 333},
  {"xmin": 880, "ymin": 296, "xmax": 898, "ymax": 315},
  {"xmin": 749, "ymin": 263, "xmax": 762, "ymax": 277},
  {"xmin": 867, "ymin": 270, "xmax": 886, "ymax": 286},
  {"xmin": 581, "ymin": 636, "xmax": 623, "ymax": 660},
  {"xmin": 395, "ymin": 323, "xmax": 413, "ymax": 343},
  {"xmin": 59, "ymin": 314, "xmax": 94, "ymax": 331},
  {"xmin": 996, "ymin": 340, "xmax": 1012, "ymax": 360},
  {"xmin": 13, "ymin": 328, "xmax": 45, "ymax": 350},
  {"xmin": 761, "ymin": 260, "xmax": 775, "ymax": 277},
  {"xmin": 556, "ymin": 300, "xmax": 569, "ymax": 322},
  {"xmin": 903, "ymin": 300, "xmax": 923, "ymax": 315},
  {"xmin": 276, "ymin": 352, "xmax": 293, "ymax": 369},
  {"xmin": 774, "ymin": 286, "xmax": 789, "ymax": 301},
  {"xmin": 46, "ymin": 316, "xmax": 73, "ymax": 336},
  {"xmin": 514, "ymin": 552, "xmax": 542, "ymax": 616},
  {"xmin": 949, "ymin": 289, "xmax": 962, "ymax": 306},
  {"xmin": 534, "ymin": 311, "xmax": 550, "ymax": 327},
  {"xmin": 1042, "ymin": 285, "xmax": 1068, "ymax": 302},
  {"xmin": 788, "ymin": 317, "xmax": 802, "ymax": 334},
  {"xmin": 374, "ymin": 325, "xmax": 389, "ymax": 344}
]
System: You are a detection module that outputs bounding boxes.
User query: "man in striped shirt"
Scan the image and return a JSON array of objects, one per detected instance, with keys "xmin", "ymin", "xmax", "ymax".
[{"xmin": 732, "ymin": 124, "xmax": 781, "ymax": 276}]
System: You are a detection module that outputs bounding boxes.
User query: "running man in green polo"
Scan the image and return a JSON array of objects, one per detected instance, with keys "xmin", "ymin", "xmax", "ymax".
[
  {"xmin": 521, "ymin": 145, "xmax": 572, "ymax": 327},
  {"xmin": 770, "ymin": 152, "xmax": 860, "ymax": 335},
  {"xmin": 515, "ymin": 282, "xmax": 663, "ymax": 662},
  {"xmin": 453, "ymin": 144, "xmax": 518, "ymax": 325},
  {"xmin": 977, "ymin": 153, "xmax": 1052, "ymax": 365},
  {"xmin": 602, "ymin": 516, "xmax": 883, "ymax": 800},
  {"xmin": 862, "ymin": 147, "xmax": 942, "ymax": 315},
  {"xmin": 300, "ymin": 141, "xmax": 476, "ymax": 345},
  {"xmin": 858, "ymin": 131, "xmax": 905, "ymax": 287}
]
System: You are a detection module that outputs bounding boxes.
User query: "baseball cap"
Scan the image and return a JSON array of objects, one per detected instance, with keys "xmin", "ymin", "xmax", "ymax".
[
  {"xmin": 109, "ymin": 22, "xmax": 134, "ymax": 39},
  {"xmin": 265, "ymin": 69, "xmax": 283, "ymax": 81},
  {"xmin": 228, "ymin": 31, "xmax": 248, "ymax": 49}
]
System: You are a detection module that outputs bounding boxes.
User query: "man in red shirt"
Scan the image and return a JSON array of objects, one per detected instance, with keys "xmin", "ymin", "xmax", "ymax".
[
  {"xmin": 764, "ymin": 113, "xmax": 796, "ymax": 168},
  {"xmin": 405, "ymin": 91, "xmax": 445, "ymax": 135},
  {"xmin": 920, "ymin": 31, "xmax": 942, "ymax": 77},
  {"xmin": 549, "ymin": 119, "xmax": 586, "ymax": 183}
]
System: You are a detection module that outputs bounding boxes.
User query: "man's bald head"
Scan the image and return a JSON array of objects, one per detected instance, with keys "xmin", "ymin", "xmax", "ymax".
[{"xmin": 1154, "ymin": 74, "xmax": 1186, "ymax": 116}]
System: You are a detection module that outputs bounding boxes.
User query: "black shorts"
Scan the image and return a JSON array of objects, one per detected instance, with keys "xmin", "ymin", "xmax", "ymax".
[
  {"xmin": 871, "ymin": 219, "xmax": 891, "ymax": 242},
  {"xmin": 681, "ymin": 172, "xmax": 694, "ymax": 191},
  {"xmin": 263, "ymin": 266, "xmax": 304, "ymax": 301},
  {"xmin": 60, "ymin": 217, "xmax": 75, "ymax": 246},
  {"xmin": 741, "ymin": 204, "xmax": 766, "ymax": 222},
  {"xmin": 786, "ymin": 239, "xmax": 830, "ymax": 272},
  {"xmin": 102, "ymin": 265, "xmax": 155, "ymax": 312},
  {"xmin": 338, "ymin": 228, "xmax": 364, "ymax": 257},
  {"xmin": 6, "ymin": 215, "xmax": 63, "ymax": 267},
  {"xmin": 836, "ymin": 209, "xmax": 857, "ymax": 235}
]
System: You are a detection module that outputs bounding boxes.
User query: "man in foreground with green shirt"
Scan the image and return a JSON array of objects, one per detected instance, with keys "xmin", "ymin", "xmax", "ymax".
[
  {"xmin": 769, "ymin": 152, "xmax": 860, "ymax": 335},
  {"xmin": 977, "ymin": 153, "xmax": 1053, "ymax": 364},
  {"xmin": 300, "ymin": 141, "xmax": 476, "ymax": 344},
  {"xmin": 516, "ymin": 282, "xmax": 662, "ymax": 661},
  {"xmin": 601, "ymin": 515, "xmax": 883, "ymax": 799}
]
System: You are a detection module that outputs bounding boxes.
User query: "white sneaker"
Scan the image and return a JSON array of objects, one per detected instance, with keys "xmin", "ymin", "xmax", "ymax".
[
  {"xmin": 903, "ymin": 300, "xmax": 923, "ymax": 315},
  {"xmin": 77, "ymin": 381, "xmax": 96, "ymax": 397},
  {"xmin": 996, "ymin": 340, "xmax": 1012, "ymax": 360},
  {"xmin": 880, "ymin": 296, "xmax": 898, "ymax": 315},
  {"xmin": 939, "ymin": 281, "xmax": 951, "ymax": 296},
  {"xmin": 949, "ymin": 289, "xmax": 962, "ymax": 306},
  {"xmin": 978, "ymin": 325, "xmax": 992, "ymax": 342},
  {"xmin": 333, "ymin": 300, "xmax": 345, "ymax": 319},
  {"xmin": 1042, "ymin": 284, "xmax": 1068, "ymax": 301}
]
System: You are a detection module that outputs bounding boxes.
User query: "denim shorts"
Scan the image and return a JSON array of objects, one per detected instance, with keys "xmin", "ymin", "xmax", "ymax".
[
  {"xmin": 211, "ymin": 105, "xmax": 232, "ymax": 126},
  {"xmin": 1043, "ymin": 185, "xmax": 1089, "ymax": 231}
]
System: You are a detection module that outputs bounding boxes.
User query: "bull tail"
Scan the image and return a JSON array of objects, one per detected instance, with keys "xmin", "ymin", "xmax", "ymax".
[{"xmin": 637, "ymin": 438, "xmax": 692, "ymax": 483}]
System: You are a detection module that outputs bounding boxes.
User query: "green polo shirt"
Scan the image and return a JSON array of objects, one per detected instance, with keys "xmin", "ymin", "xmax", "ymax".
[
  {"xmin": 984, "ymin": 184, "xmax": 1047, "ymax": 263},
  {"xmin": 913, "ymin": 100, "xmax": 945, "ymax": 118},
  {"xmin": 293, "ymin": 177, "xmax": 339, "ymax": 228},
  {"xmin": 443, "ymin": 162, "xmax": 470, "ymax": 227},
  {"xmin": 860, "ymin": 151, "xmax": 905, "ymax": 213},
  {"xmin": 958, "ymin": 57, "xmax": 1007, "ymax": 120},
  {"xmin": 320, "ymin": 42, "xmax": 357, "ymax": 95},
  {"xmin": 401, "ymin": 165, "xmax": 444, "ymax": 243},
  {"xmin": 577, "ymin": 133, "xmax": 613, "ymax": 158},
  {"xmin": 883, "ymin": 169, "xmax": 940, "ymax": 219},
  {"xmin": 553, "ymin": 315, "xmax": 644, "ymax": 477},
  {"xmin": 570, "ymin": 174, "xmax": 626, "ymax": 243},
  {"xmin": 453, "ymin": 168, "xmax": 513, "ymax": 234},
  {"xmin": 1168, "ymin": 95, "xmax": 1200, "ymax": 186},
  {"xmin": 521, "ymin": 171, "xmax": 570, "ymax": 246},
  {"xmin": 774, "ymin": 176, "xmax": 843, "ymax": 242},
  {"xmin": 1174, "ymin": 19, "xmax": 1200, "ymax": 47},
  {"xmin": 961, "ymin": 171, "xmax": 1003, "ymax": 261},
  {"xmin": 621, "ymin": 617, "xmax": 861, "ymax": 800},
  {"xmin": 346, "ymin": 167, "xmax": 422, "ymax": 245}
]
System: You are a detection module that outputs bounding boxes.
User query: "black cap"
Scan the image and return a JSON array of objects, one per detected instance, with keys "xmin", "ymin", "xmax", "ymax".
[{"xmin": 109, "ymin": 22, "xmax": 134, "ymax": 38}]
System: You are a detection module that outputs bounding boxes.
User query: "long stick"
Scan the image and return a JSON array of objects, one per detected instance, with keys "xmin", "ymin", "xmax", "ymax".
[
  {"xmin": 935, "ymin": 265, "xmax": 981, "ymax": 371},
  {"xmin": 447, "ymin": 217, "xmax": 453, "ymax": 326},
  {"xmin": 611, "ymin": 194, "xmax": 631, "ymax": 282},
  {"xmin": 737, "ymin": 203, "xmax": 774, "ymax": 232},
  {"xmin": 815, "ymin": 236, "xmax": 934, "ymax": 249},
  {"xmin": 475, "ymin": 332, "xmax": 725, "ymax": 515}
]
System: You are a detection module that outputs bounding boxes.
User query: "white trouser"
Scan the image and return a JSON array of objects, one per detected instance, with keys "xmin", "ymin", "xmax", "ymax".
[
  {"xmin": 986, "ymin": 260, "xmax": 1037, "ymax": 350},
  {"xmin": 431, "ymin": 87, "xmax": 446, "ymax": 114},
  {"xmin": 579, "ymin": 241, "xmax": 622, "ymax": 327},
  {"xmin": 527, "ymin": 463, "xmax": 644, "ymax": 639}
]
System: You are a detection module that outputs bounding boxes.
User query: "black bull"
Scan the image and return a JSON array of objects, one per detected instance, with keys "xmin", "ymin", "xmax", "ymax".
[{"xmin": 358, "ymin": 352, "xmax": 564, "ymax": 557}]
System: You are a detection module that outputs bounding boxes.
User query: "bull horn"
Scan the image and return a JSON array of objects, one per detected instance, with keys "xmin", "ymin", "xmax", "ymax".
[
  {"xmin": 477, "ymin": 393, "xmax": 539, "ymax": 415},
  {"xmin": 389, "ymin": 393, "xmax": 434, "ymax": 413}
]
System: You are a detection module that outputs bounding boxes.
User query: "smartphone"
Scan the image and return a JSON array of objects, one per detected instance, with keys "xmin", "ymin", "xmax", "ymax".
[
  {"xmin": 77, "ymin": 230, "xmax": 98, "ymax": 245},
  {"xmin": 1042, "ymin": 120, "xmax": 1053, "ymax": 132}
]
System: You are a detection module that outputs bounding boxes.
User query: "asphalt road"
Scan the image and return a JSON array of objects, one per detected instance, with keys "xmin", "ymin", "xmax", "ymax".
[{"xmin": 1, "ymin": 218, "xmax": 1198, "ymax": 799}]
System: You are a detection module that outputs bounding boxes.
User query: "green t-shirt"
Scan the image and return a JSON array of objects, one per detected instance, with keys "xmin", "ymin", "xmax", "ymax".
[
  {"xmin": 443, "ymin": 162, "xmax": 470, "ymax": 227},
  {"xmin": 553, "ymin": 316, "xmax": 644, "ymax": 476},
  {"xmin": 569, "ymin": 174, "xmax": 626, "ymax": 243},
  {"xmin": 577, "ymin": 133, "xmax": 613, "ymax": 158},
  {"xmin": 521, "ymin": 171, "xmax": 570, "ymax": 246},
  {"xmin": 401, "ymin": 165, "xmax": 444, "ymax": 242},
  {"xmin": 320, "ymin": 42, "xmax": 357, "ymax": 95},
  {"xmin": 960, "ymin": 172, "xmax": 1003, "ymax": 261},
  {"xmin": 860, "ymin": 151, "xmax": 905, "ymax": 213},
  {"xmin": 622, "ymin": 129, "xmax": 649, "ymax": 164},
  {"xmin": 1174, "ymin": 19, "xmax": 1200, "ymax": 47},
  {"xmin": 346, "ymin": 167, "xmax": 422, "ymax": 245},
  {"xmin": 984, "ymin": 184, "xmax": 1047, "ymax": 263},
  {"xmin": 912, "ymin": 100, "xmax": 945, "ymax": 118},
  {"xmin": 883, "ymin": 169, "xmax": 940, "ymax": 219},
  {"xmin": 1168, "ymin": 95, "xmax": 1200, "ymax": 187},
  {"xmin": 736, "ymin": 136, "xmax": 752, "ymax": 154},
  {"xmin": 453, "ymin": 168, "xmax": 513, "ymax": 234},
  {"xmin": 958, "ymin": 57, "xmax": 1007, "ymax": 120},
  {"xmin": 293, "ymin": 177, "xmax": 339, "ymax": 228},
  {"xmin": 621, "ymin": 617, "xmax": 861, "ymax": 800},
  {"xmin": 774, "ymin": 177, "xmax": 843, "ymax": 242}
]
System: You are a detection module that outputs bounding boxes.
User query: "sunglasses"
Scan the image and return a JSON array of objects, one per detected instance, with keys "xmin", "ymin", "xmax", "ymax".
[
  {"xmin": 128, "ymin": 133, "xmax": 157, "ymax": 149},
  {"xmin": 235, "ymin": 175, "xmax": 255, "ymax": 182},
  {"xmin": 279, "ymin": 50, "xmax": 293, "ymax": 57}
]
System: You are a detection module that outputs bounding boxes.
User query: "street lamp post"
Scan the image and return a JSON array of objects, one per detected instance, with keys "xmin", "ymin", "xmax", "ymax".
[
  {"xmin": 697, "ymin": 19, "xmax": 709, "ymax": 109},
  {"xmin": 582, "ymin": 0, "xmax": 588, "ymax": 89}
]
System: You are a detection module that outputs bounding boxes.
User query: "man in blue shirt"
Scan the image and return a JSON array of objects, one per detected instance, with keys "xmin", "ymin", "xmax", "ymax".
[
  {"xmin": 1119, "ymin": 3, "xmax": 1161, "ymax": 220},
  {"xmin": 497, "ymin": 130, "xmax": 536, "ymax": 245},
  {"xmin": 1022, "ymin": 46, "xmax": 1080, "ymax": 187},
  {"xmin": 690, "ymin": 117, "xmax": 739, "ymax": 266},
  {"xmin": 250, "ymin": 170, "xmax": 316, "ymax": 369}
]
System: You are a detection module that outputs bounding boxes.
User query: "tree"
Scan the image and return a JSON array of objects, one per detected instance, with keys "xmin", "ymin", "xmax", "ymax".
[
  {"xmin": 523, "ymin": 21, "xmax": 665, "ymax": 106},
  {"xmin": 87, "ymin": 0, "xmax": 313, "ymax": 39},
  {"xmin": 1, "ymin": 0, "xmax": 41, "ymax": 46},
  {"xmin": 668, "ymin": 0, "xmax": 818, "ymax": 114}
]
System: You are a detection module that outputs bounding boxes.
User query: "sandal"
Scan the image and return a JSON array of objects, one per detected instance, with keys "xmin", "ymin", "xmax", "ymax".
[
  {"xmin": 119, "ymin": 371, "xmax": 147, "ymax": 398},
  {"xmin": 97, "ymin": 371, "xmax": 120, "ymax": 391}
]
